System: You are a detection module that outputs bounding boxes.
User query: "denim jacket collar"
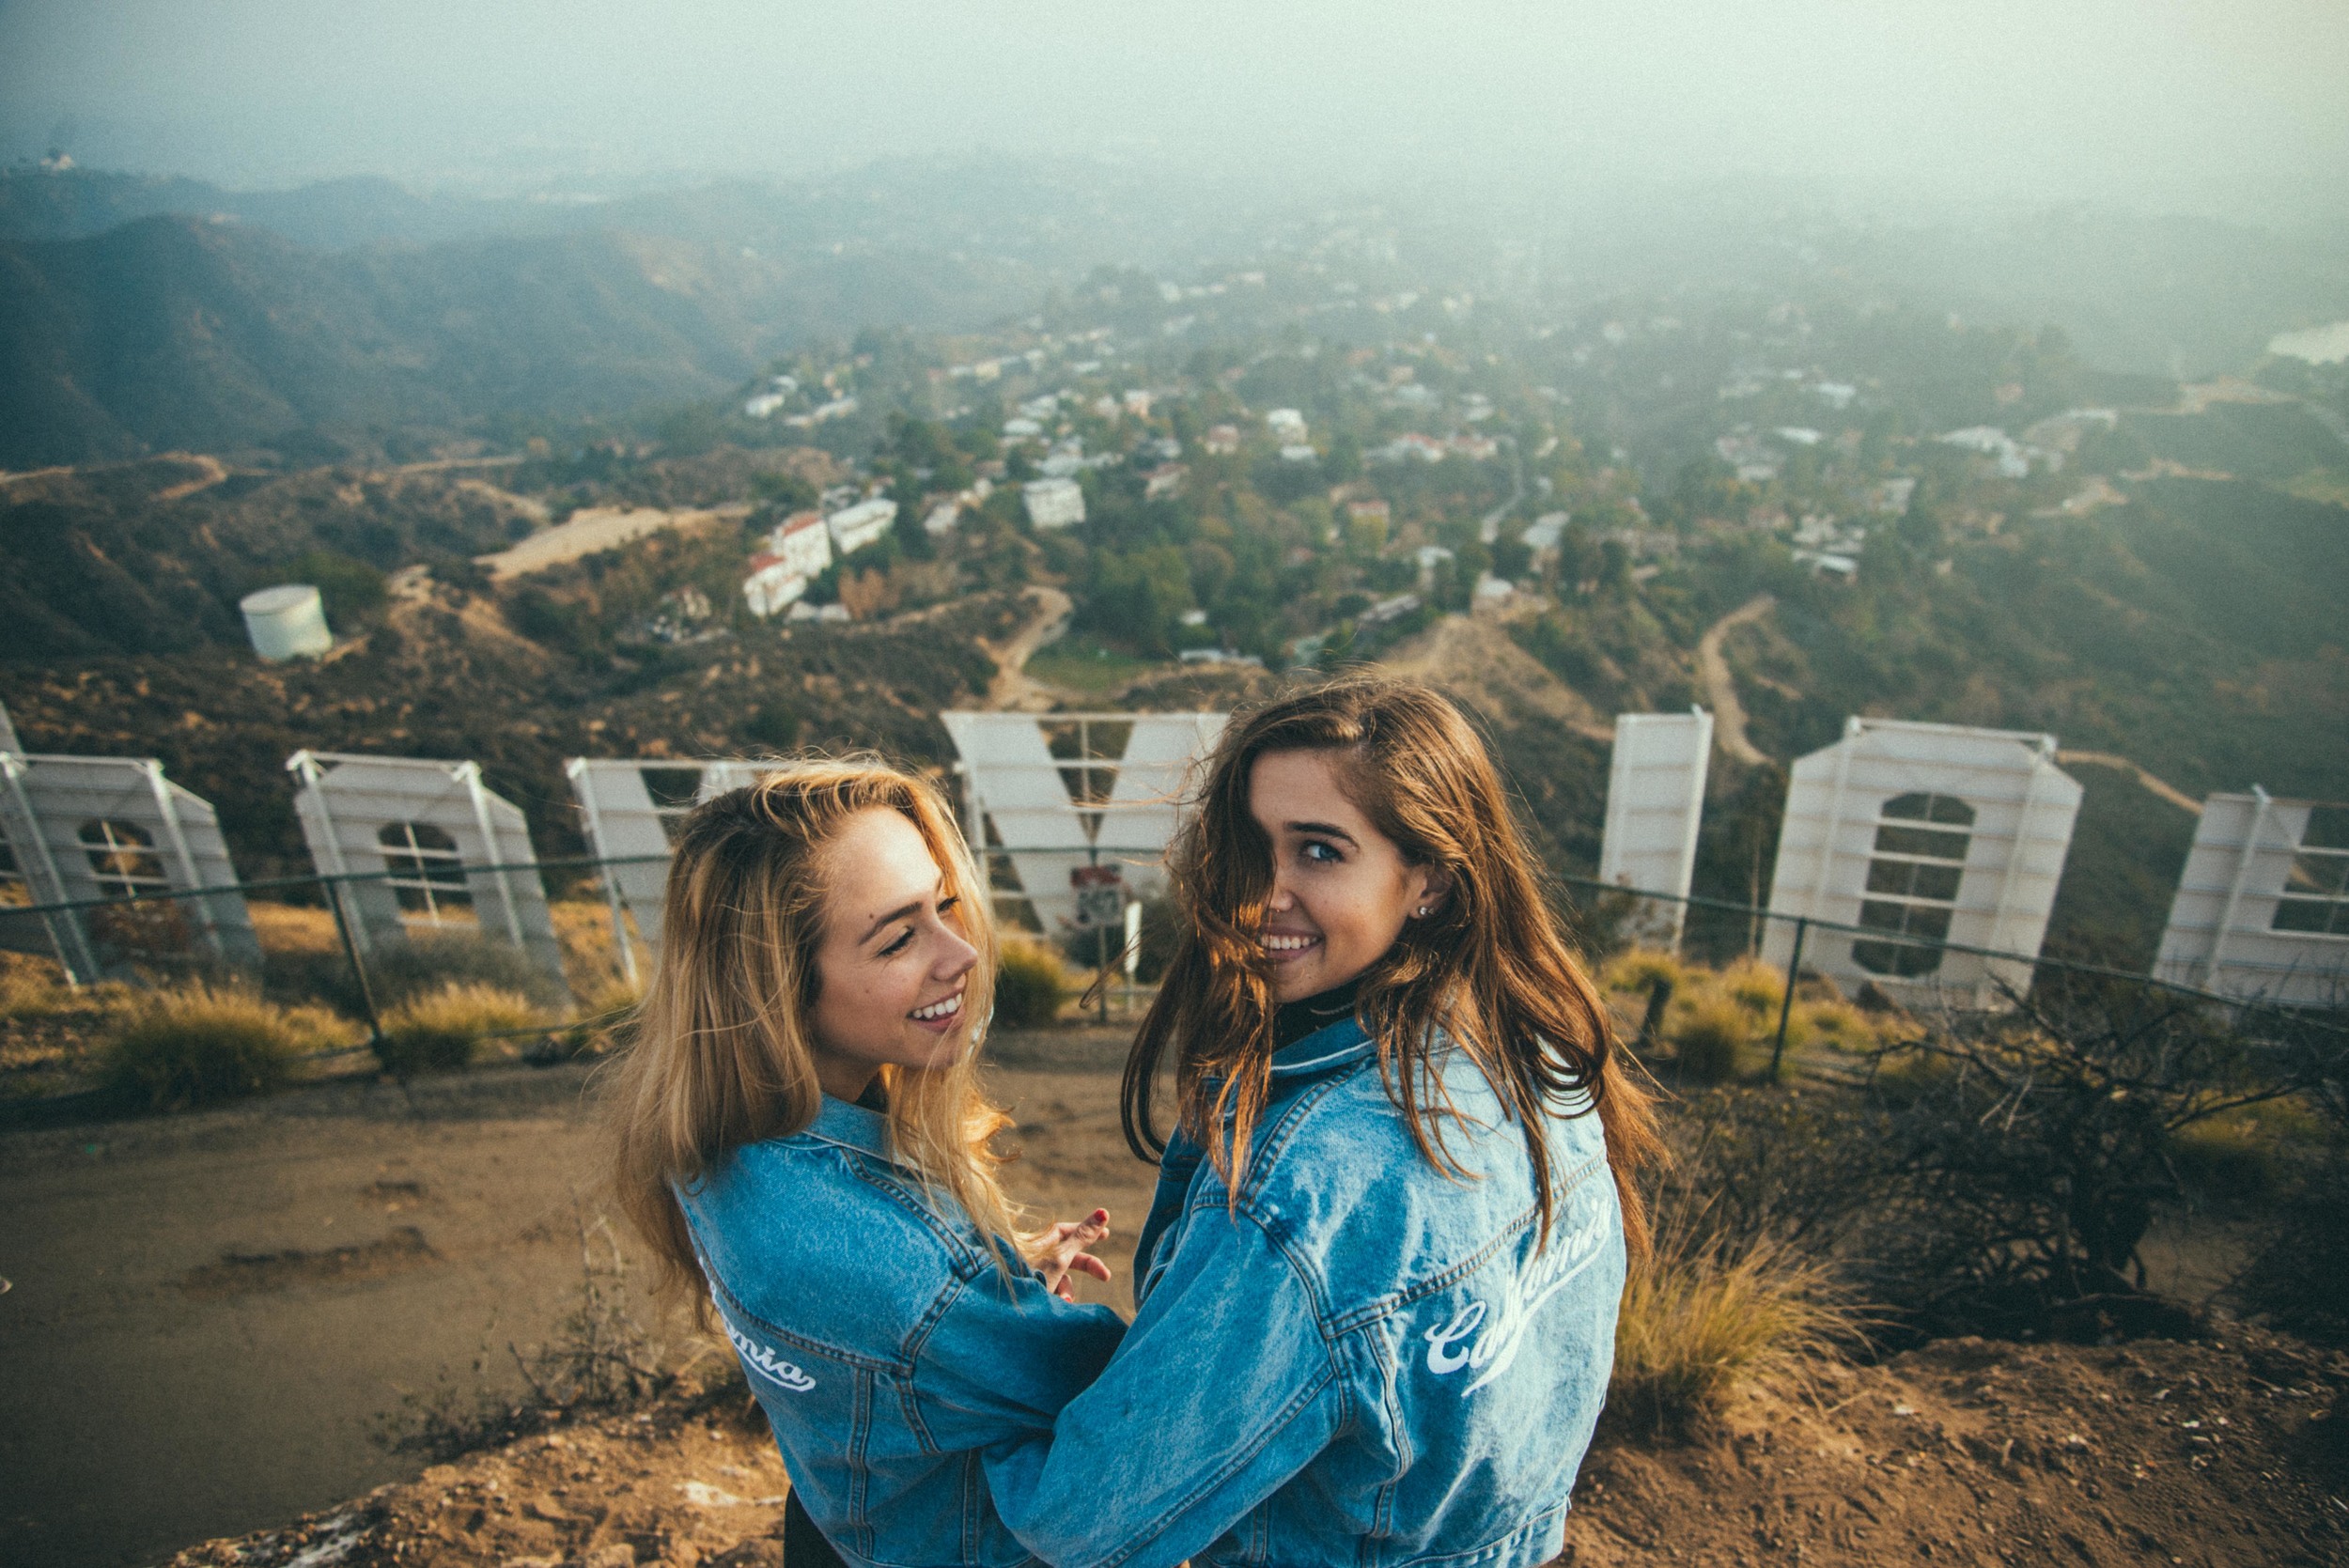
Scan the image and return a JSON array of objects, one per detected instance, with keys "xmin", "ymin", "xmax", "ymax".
[
  {"xmin": 1269, "ymin": 1015, "xmax": 1374, "ymax": 1078},
  {"xmin": 800, "ymin": 1092, "xmax": 894, "ymax": 1161}
]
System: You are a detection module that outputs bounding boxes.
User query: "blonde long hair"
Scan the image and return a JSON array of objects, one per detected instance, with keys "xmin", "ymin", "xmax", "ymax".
[{"xmin": 608, "ymin": 755, "xmax": 1024, "ymax": 1310}]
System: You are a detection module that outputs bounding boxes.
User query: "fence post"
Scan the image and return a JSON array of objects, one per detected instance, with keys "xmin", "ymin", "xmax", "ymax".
[
  {"xmin": 323, "ymin": 875, "xmax": 383, "ymax": 1048},
  {"xmin": 1768, "ymin": 916, "xmax": 1807, "ymax": 1081}
]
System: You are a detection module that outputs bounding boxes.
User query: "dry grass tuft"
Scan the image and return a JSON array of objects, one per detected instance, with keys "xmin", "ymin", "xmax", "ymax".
[
  {"xmin": 1669, "ymin": 993, "xmax": 1758, "ymax": 1083},
  {"xmin": 1719, "ymin": 956, "xmax": 1786, "ymax": 1017},
  {"xmin": 100, "ymin": 982, "xmax": 336, "ymax": 1111},
  {"xmin": 1610, "ymin": 1227, "xmax": 1858, "ymax": 1439},
  {"xmin": 376, "ymin": 983, "xmax": 540, "ymax": 1078},
  {"xmin": 994, "ymin": 939, "xmax": 1068, "ymax": 1030},
  {"xmin": 1603, "ymin": 947, "xmax": 1687, "ymax": 996}
]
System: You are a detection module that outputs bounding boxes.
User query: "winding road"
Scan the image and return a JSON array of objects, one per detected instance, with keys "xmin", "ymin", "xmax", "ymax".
[
  {"xmin": 1696, "ymin": 593, "xmax": 1776, "ymax": 765},
  {"xmin": 980, "ymin": 586, "xmax": 1075, "ymax": 711}
]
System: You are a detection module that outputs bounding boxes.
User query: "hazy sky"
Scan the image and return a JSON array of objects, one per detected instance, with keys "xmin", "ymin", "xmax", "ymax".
[{"xmin": 7, "ymin": 0, "xmax": 2347, "ymax": 217}]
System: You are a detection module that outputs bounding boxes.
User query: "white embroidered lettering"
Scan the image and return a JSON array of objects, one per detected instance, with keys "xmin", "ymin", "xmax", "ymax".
[
  {"xmin": 722, "ymin": 1314, "xmax": 817, "ymax": 1392},
  {"xmin": 1422, "ymin": 1300, "xmax": 1486, "ymax": 1374},
  {"xmin": 1424, "ymin": 1212, "xmax": 1610, "ymax": 1396}
]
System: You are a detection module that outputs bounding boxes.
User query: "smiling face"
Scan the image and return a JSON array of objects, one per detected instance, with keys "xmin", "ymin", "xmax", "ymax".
[
  {"xmin": 1249, "ymin": 748, "xmax": 1450, "ymax": 1004},
  {"xmin": 806, "ymin": 807, "xmax": 980, "ymax": 1102}
]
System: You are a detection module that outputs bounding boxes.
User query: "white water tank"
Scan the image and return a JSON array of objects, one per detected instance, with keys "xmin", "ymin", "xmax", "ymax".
[{"xmin": 240, "ymin": 584, "xmax": 333, "ymax": 660}]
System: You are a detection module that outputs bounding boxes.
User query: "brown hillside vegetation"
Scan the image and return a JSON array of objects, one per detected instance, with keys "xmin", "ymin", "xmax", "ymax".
[{"xmin": 163, "ymin": 1331, "xmax": 2348, "ymax": 1568}]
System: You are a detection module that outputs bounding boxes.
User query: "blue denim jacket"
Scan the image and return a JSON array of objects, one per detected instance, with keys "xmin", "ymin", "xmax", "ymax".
[
  {"xmin": 988, "ymin": 1017, "xmax": 1625, "ymax": 1568},
  {"xmin": 678, "ymin": 1094, "xmax": 1127, "ymax": 1568}
]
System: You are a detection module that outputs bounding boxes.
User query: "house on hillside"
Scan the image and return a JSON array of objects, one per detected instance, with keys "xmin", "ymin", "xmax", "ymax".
[
  {"xmin": 1376, "ymin": 432, "xmax": 1446, "ymax": 464},
  {"xmin": 1202, "ymin": 425, "xmax": 1241, "ymax": 454},
  {"xmin": 1522, "ymin": 511, "xmax": 1569, "ymax": 558},
  {"xmin": 1023, "ymin": 477, "xmax": 1086, "ymax": 530},
  {"xmin": 741, "ymin": 555, "xmax": 809, "ymax": 618},
  {"xmin": 827, "ymin": 498, "xmax": 898, "ymax": 556},
  {"xmin": 766, "ymin": 511, "xmax": 832, "ymax": 579}
]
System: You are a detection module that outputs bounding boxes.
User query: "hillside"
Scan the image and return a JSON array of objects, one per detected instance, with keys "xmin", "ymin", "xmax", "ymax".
[{"xmin": 0, "ymin": 214, "xmax": 1027, "ymax": 468}]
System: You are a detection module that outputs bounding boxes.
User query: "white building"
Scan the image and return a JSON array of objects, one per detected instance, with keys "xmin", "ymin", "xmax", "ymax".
[
  {"xmin": 1279, "ymin": 443, "xmax": 1319, "ymax": 463},
  {"xmin": 1763, "ymin": 718, "xmax": 2083, "ymax": 1006},
  {"xmin": 1521, "ymin": 512, "xmax": 1569, "ymax": 554},
  {"xmin": 2154, "ymin": 791, "xmax": 2349, "ymax": 1005},
  {"xmin": 1937, "ymin": 426, "xmax": 2033, "ymax": 479},
  {"xmin": 743, "ymin": 393, "xmax": 788, "ymax": 419},
  {"xmin": 923, "ymin": 501, "xmax": 963, "ymax": 536},
  {"xmin": 1023, "ymin": 477, "xmax": 1086, "ymax": 530},
  {"xmin": 1597, "ymin": 709, "xmax": 1715, "ymax": 948},
  {"xmin": 766, "ymin": 510, "xmax": 833, "ymax": 579},
  {"xmin": 1267, "ymin": 408, "xmax": 1308, "ymax": 442},
  {"xmin": 826, "ymin": 498, "xmax": 898, "ymax": 556},
  {"xmin": 741, "ymin": 555, "xmax": 808, "ymax": 618}
]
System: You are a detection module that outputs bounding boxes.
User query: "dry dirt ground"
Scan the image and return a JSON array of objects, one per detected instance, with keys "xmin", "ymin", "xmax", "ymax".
[
  {"xmin": 161, "ymin": 1333, "xmax": 2349, "ymax": 1568},
  {"xmin": 160, "ymin": 1326, "xmax": 2349, "ymax": 1568},
  {"xmin": 15, "ymin": 1027, "xmax": 2349, "ymax": 1568},
  {"xmin": 0, "ymin": 1028, "xmax": 1151, "ymax": 1568}
]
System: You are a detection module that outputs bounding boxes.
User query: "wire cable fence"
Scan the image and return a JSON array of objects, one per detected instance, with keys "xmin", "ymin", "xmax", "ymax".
[{"xmin": 2, "ymin": 846, "xmax": 2340, "ymax": 1115}]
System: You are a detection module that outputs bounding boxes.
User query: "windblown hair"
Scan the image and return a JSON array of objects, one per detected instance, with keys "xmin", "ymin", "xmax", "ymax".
[
  {"xmin": 1123, "ymin": 675, "xmax": 1661, "ymax": 1256},
  {"xmin": 608, "ymin": 755, "xmax": 1022, "ymax": 1313}
]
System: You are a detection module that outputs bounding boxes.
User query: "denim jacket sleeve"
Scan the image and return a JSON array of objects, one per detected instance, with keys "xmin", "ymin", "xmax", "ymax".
[
  {"xmin": 914, "ymin": 1257, "xmax": 1127, "ymax": 1451},
  {"xmin": 984, "ymin": 1192, "xmax": 1344, "ymax": 1568}
]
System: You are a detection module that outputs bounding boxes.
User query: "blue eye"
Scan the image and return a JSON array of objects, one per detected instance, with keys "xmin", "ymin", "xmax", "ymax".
[{"xmin": 1301, "ymin": 841, "xmax": 1342, "ymax": 863}]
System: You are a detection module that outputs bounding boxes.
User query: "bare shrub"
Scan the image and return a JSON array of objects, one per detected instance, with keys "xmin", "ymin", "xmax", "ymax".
[
  {"xmin": 1855, "ymin": 981, "xmax": 2305, "ymax": 1340},
  {"xmin": 379, "ymin": 1211, "xmax": 693, "ymax": 1462}
]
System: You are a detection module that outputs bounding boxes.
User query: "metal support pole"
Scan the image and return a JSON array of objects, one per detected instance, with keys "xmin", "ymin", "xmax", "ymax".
[
  {"xmin": 1096, "ymin": 924, "xmax": 1111, "ymax": 1025},
  {"xmin": 324, "ymin": 875, "xmax": 383, "ymax": 1048},
  {"xmin": 1768, "ymin": 916, "xmax": 1808, "ymax": 1081}
]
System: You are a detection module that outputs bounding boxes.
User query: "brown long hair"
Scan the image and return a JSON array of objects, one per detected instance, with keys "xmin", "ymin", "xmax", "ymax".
[
  {"xmin": 1123, "ymin": 675, "xmax": 1661, "ymax": 1255},
  {"xmin": 608, "ymin": 756, "xmax": 1023, "ymax": 1312}
]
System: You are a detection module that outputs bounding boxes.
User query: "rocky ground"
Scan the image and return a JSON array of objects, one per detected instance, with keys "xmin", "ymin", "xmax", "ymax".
[{"xmin": 163, "ymin": 1328, "xmax": 2348, "ymax": 1568}]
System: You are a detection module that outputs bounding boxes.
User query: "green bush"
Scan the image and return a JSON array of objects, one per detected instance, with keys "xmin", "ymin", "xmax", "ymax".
[
  {"xmin": 993, "ymin": 941, "xmax": 1066, "ymax": 1030},
  {"xmin": 100, "ymin": 984, "xmax": 319, "ymax": 1111},
  {"xmin": 376, "ymin": 983, "xmax": 539, "ymax": 1078}
]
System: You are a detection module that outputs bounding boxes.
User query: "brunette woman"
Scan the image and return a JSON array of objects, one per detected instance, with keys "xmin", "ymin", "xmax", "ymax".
[
  {"xmin": 988, "ymin": 676, "xmax": 1660, "ymax": 1568},
  {"xmin": 608, "ymin": 758, "xmax": 1120, "ymax": 1568}
]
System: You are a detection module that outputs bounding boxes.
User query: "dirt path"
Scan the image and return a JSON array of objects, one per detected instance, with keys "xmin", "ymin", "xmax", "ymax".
[
  {"xmin": 153, "ymin": 454, "xmax": 229, "ymax": 503},
  {"xmin": 1384, "ymin": 611, "xmax": 1615, "ymax": 741},
  {"xmin": 979, "ymin": 586, "xmax": 1075, "ymax": 711},
  {"xmin": 1696, "ymin": 593, "xmax": 1775, "ymax": 765},
  {"xmin": 0, "ymin": 1034, "xmax": 1147, "ymax": 1568},
  {"xmin": 475, "ymin": 505, "xmax": 748, "ymax": 582},
  {"xmin": 2058, "ymin": 751, "xmax": 2206, "ymax": 815}
]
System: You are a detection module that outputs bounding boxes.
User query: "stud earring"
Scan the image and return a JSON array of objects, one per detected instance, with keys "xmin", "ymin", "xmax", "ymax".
[{"xmin": 1415, "ymin": 905, "xmax": 1430, "ymax": 917}]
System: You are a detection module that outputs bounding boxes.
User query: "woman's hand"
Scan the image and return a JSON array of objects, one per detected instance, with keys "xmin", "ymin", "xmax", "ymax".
[{"xmin": 1027, "ymin": 1208, "xmax": 1112, "ymax": 1301}]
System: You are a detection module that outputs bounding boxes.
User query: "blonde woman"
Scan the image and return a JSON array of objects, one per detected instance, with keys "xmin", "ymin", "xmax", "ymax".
[{"xmin": 609, "ymin": 759, "xmax": 1119, "ymax": 1568}]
